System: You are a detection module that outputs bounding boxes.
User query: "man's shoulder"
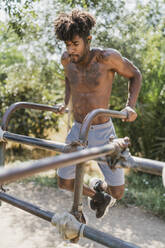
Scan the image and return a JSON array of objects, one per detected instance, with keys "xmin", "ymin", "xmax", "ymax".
[
  {"xmin": 92, "ymin": 48, "xmax": 122, "ymax": 63},
  {"xmin": 102, "ymin": 48, "xmax": 122, "ymax": 61},
  {"xmin": 61, "ymin": 51, "xmax": 70, "ymax": 67}
]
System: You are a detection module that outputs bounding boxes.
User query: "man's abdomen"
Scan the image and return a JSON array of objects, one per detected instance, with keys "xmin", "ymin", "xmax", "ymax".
[{"xmin": 72, "ymin": 93, "xmax": 111, "ymax": 124}]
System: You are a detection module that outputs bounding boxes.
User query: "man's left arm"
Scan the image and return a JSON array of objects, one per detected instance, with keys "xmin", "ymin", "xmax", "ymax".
[{"xmin": 107, "ymin": 50, "xmax": 142, "ymax": 122}]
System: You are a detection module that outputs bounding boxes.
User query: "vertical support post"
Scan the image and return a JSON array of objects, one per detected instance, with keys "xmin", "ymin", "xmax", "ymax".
[
  {"xmin": 162, "ymin": 166, "xmax": 165, "ymax": 187},
  {"xmin": 72, "ymin": 163, "xmax": 85, "ymax": 222},
  {"xmin": 0, "ymin": 142, "xmax": 6, "ymax": 205},
  {"xmin": 0, "ymin": 127, "xmax": 6, "ymax": 206},
  {"xmin": 73, "ymin": 163, "xmax": 84, "ymax": 210},
  {"xmin": 0, "ymin": 142, "xmax": 5, "ymax": 167}
]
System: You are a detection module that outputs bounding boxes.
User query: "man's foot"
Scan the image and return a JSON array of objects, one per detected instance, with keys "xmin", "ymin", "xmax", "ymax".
[{"xmin": 88, "ymin": 178, "xmax": 116, "ymax": 218}]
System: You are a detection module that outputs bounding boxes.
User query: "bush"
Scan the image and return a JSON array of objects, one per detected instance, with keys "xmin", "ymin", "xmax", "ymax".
[
  {"xmin": 0, "ymin": 19, "xmax": 64, "ymax": 139},
  {"xmin": 0, "ymin": 61, "xmax": 64, "ymax": 138}
]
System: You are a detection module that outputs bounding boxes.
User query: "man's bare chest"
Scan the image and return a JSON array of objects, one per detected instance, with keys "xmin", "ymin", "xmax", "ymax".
[{"xmin": 66, "ymin": 62, "xmax": 107, "ymax": 87}]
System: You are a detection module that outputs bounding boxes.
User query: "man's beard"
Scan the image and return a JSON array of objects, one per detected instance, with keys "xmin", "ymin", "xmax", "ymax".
[
  {"xmin": 70, "ymin": 47, "xmax": 89, "ymax": 64},
  {"xmin": 70, "ymin": 55, "xmax": 80, "ymax": 63}
]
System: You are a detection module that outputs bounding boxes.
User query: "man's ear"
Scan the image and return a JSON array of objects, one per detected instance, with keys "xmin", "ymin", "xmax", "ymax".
[{"xmin": 87, "ymin": 35, "xmax": 92, "ymax": 44}]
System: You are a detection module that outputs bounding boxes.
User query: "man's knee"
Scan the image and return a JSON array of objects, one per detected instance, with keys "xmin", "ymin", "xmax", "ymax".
[
  {"xmin": 107, "ymin": 184, "xmax": 125, "ymax": 200},
  {"xmin": 57, "ymin": 176, "xmax": 75, "ymax": 191}
]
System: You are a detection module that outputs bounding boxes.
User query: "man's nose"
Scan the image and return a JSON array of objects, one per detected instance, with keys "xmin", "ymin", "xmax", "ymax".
[{"xmin": 68, "ymin": 46, "xmax": 75, "ymax": 54}]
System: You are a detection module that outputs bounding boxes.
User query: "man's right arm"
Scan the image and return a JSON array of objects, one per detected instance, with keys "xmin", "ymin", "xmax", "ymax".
[
  {"xmin": 64, "ymin": 76, "xmax": 71, "ymax": 108},
  {"xmin": 57, "ymin": 53, "xmax": 71, "ymax": 113},
  {"xmin": 103, "ymin": 49, "xmax": 142, "ymax": 122}
]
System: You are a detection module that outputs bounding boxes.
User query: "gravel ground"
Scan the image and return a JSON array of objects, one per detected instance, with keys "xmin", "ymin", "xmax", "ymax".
[{"xmin": 0, "ymin": 182, "xmax": 165, "ymax": 248}]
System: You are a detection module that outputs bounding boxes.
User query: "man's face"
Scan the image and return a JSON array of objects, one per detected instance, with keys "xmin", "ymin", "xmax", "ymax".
[{"xmin": 65, "ymin": 35, "xmax": 89, "ymax": 63}]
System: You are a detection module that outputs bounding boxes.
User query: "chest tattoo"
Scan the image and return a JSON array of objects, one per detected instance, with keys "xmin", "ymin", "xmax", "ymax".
[
  {"xmin": 67, "ymin": 62, "xmax": 102, "ymax": 87},
  {"xmin": 85, "ymin": 63, "xmax": 101, "ymax": 86}
]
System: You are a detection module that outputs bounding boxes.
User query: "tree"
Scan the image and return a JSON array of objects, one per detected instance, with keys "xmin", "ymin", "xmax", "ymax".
[{"xmin": 0, "ymin": 0, "xmax": 164, "ymax": 159}]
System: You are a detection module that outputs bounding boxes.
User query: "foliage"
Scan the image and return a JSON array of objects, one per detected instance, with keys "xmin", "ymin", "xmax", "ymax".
[
  {"xmin": 57, "ymin": 0, "xmax": 165, "ymax": 160},
  {"xmin": 0, "ymin": 62, "xmax": 63, "ymax": 137},
  {"xmin": 0, "ymin": 9, "xmax": 64, "ymax": 138},
  {"xmin": 0, "ymin": 63, "xmax": 64, "ymax": 138},
  {"xmin": 0, "ymin": 0, "xmax": 164, "ymax": 159},
  {"xmin": 114, "ymin": 25, "xmax": 165, "ymax": 160},
  {"xmin": 92, "ymin": 0, "xmax": 165, "ymax": 161},
  {"xmin": 120, "ymin": 171, "xmax": 165, "ymax": 219}
]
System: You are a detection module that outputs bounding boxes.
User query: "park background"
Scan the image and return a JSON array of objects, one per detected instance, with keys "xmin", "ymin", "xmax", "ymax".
[{"xmin": 0, "ymin": 0, "xmax": 165, "ymax": 218}]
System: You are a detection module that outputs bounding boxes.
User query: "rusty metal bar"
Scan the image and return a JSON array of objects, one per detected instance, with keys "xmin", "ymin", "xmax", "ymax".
[
  {"xmin": 2, "ymin": 130, "xmax": 69, "ymax": 153},
  {"xmin": 0, "ymin": 101, "xmax": 68, "ymax": 167},
  {"xmin": 72, "ymin": 163, "xmax": 85, "ymax": 211},
  {"xmin": 0, "ymin": 140, "xmax": 127, "ymax": 185},
  {"xmin": 95, "ymin": 156, "xmax": 165, "ymax": 176},
  {"xmin": 0, "ymin": 191, "xmax": 140, "ymax": 248},
  {"xmin": 0, "ymin": 143, "xmax": 5, "ymax": 167},
  {"xmin": 1, "ymin": 102, "xmax": 67, "ymax": 131},
  {"xmin": 163, "ymin": 167, "xmax": 165, "ymax": 186},
  {"xmin": 79, "ymin": 109, "xmax": 127, "ymax": 144},
  {"xmin": 2, "ymin": 128, "xmax": 164, "ymax": 176},
  {"xmin": 1, "ymin": 129, "xmax": 164, "ymax": 176},
  {"xmin": 1, "ymin": 128, "xmax": 164, "ymax": 176},
  {"xmin": 129, "ymin": 156, "xmax": 165, "ymax": 176}
]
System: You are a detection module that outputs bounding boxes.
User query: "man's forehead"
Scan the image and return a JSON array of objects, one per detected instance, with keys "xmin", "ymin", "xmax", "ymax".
[{"xmin": 65, "ymin": 35, "xmax": 83, "ymax": 43}]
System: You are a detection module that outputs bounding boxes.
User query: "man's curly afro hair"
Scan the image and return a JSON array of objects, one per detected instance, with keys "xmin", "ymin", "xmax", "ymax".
[{"xmin": 54, "ymin": 9, "xmax": 96, "ymax": 41}]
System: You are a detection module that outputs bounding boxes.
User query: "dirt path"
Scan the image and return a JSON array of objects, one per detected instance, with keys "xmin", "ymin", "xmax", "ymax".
[{"xmin": 0, "ymin": 182, "xmax": 165, "ymax": 248}]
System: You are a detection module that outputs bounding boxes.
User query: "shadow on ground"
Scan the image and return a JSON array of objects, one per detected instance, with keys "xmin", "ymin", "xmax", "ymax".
[{"xmin": 0, "ymin": 182, "xmax": 165, "ymax": 248}]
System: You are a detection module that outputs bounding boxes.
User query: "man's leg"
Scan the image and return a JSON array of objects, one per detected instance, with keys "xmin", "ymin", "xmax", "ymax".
[
  {"xmin": 88, "ymin": 164, "xmax": 125, "ymax": 218},
  {"xmin": 57, "ymin": 120, "xmax": 124, "ymax": 218},
  {"xmin": 57, "ymin": 176, "xmax": 95, "ymax": 198},
  {"xmin": 106, "ymin": 184, "xmax": 125, "ymax": 200},
  {"xmin": 57, "ymin": 175, "xmax": 112, "ymax": 219},
  {"xmin": 57, "ymin": 121, "xmax": 112, "ymax": 222}
]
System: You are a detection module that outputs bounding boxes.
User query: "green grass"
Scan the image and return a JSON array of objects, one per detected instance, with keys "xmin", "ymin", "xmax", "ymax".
[
  {"xmin": 21, "ymin": 175, "xmax": 58, "ymax": 188},
  {"xmin": 120, "ymin": 170, "xmax": 165, "ymax": 219}
]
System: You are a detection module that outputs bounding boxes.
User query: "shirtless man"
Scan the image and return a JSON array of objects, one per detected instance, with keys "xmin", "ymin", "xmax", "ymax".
[{"xmin": 54, "ymin": 9, "xmax": 142, "ymax": 218}]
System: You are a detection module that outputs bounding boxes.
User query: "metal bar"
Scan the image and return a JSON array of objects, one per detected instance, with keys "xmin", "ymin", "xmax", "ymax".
[
  {"xmin": 0, "ymin": 191, "xmax": 54, "ymax": 221},
  {"xmin": 83, "ymin": 226, "xmax": 140, "ymax": 248},
  {"xmin": 1, "ymin": 102, "xmax": 66, "ymax": 131},
  {"xmin": 72, "ymin": 163, "xmax": 85, "ymax": 211},
  {"xmin": 131, "ymin": 156, "xmax": 165, "ymax": 175},
  {"xmin": 163, "ymin": 167, "xmax": 165, "ymax": 187},
  {"xmin": 3, "ymin": 131, "xmax": 68, "ymax": 153},
  {"xmin": 0, "ymin": 192, "xmax": 140, "ymax": 248},
  {"xmin": 95, "ymin": 156, "xmax": 165, "ymax": 176},
  {"xmin": 79, "ymin": 109, "xmax": 127, "ymax": 144},
  {"xmin": 0, "ymin": 102, "xmax": 68, "ymax": 168},
  {"xmin": 0, "ymin": 141, "xmax": 124, "ymax": 184},
  {"xmin": 0, "ymin": 143, "xmax": 6, "ymax": 167},
  {"xmin": 2, "ymin": 131, "xmax": 164, "ymax": 176}
]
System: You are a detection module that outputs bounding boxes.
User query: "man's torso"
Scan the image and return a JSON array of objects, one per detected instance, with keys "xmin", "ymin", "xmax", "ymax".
[{"xmin": 63, "ymin": 49, "xmax": 116, "ymax": 124}]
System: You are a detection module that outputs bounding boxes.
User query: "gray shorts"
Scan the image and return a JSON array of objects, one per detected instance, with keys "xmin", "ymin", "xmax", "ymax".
[{"xmin": 57, "ymin": 119, "xmax": 124, "ymax": 186}]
